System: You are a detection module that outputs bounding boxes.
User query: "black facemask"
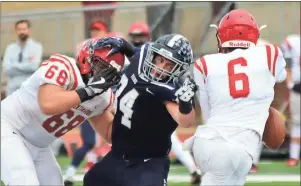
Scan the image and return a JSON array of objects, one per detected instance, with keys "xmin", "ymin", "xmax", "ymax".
[{"xmin": 18, "ymin": 34, "xmax": 29, "ymax": 42}]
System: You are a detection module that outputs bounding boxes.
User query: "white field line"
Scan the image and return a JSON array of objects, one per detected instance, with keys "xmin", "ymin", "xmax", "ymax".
[{"xmin": 66, "ymin": 174, "xmax": 300, "ymax": 183}]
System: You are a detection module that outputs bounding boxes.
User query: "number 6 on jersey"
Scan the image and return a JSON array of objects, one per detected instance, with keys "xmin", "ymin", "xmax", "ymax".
[{"xmin": 228, "ymin": 57, "xmax": 250, "ymax": 98}]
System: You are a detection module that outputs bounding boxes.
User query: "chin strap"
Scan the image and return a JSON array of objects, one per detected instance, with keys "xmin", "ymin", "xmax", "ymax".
[{"xmin": 210, "ymin": 24, "xmax": 222, "ymax": 53}]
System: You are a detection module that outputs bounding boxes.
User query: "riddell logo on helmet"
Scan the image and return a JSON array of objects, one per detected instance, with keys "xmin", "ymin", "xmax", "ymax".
[{"xmin": 229, "ymin": 42, "xmax": 251, "ymax": 47}]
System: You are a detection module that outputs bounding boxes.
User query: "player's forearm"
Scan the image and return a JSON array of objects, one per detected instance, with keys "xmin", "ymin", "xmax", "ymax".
[
  {"xmin": 89, "ymin": 111, "xmax": 114, "ymax": 143},
  {"xmin": 178, "ymin": 108, "xmax": 195, "ymax": 128},
  {"xmin": 38, "ymin": 85, "xmax": 81, "ymax": 115},
  {"xmin": 165, "ymin": 101, "xmax": 195, "ymax": 128},
  {"xmin": 285, "ymin": 68, "xmax": 294, "ymax": 88},
  {"xmin": 90, "ymin": 121, "xmax": 112, "ymax": 144}
]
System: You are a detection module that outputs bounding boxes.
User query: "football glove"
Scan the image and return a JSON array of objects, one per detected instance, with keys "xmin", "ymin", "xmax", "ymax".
[
  {"xmin": 76, "ymin": 65, "xmax": 121, "ymax": 102},
  {"xmin": 94, "ymin": 37, "xmax": 136, "ymax": 58},
  {"xmin": 175, "ymin": 75, "xmax": 198, "ymax": 114}
]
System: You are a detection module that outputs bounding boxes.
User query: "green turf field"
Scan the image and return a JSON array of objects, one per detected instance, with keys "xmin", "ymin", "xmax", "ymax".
[{"xmin": 57, "ymin": 156, "xmax": 301, "ymax": 186}]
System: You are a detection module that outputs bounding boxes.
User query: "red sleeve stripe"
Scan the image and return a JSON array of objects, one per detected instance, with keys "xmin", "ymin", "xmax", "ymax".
[
  {"xmin": 194, "ymin": 60, "xmax": 204, "ymax": 74},
  {"xmin": 52, "ymin": 54, "xmax": 78, "ymax": 90},
  {"xmin": 195, "ymin": 57, "xmax": 208, "ymax": 76},
  {"xmin": 40, "ymin": 60, "xmax": 50, "ymax": 66},
  {"xmin": 200, "ymin": 57, "xmax": 208, "ymax": 76},
  {"xmin": 272, "ymin": 44, "xmax": 279, "ymax": 76},
  {"xmin": 265, "ymin": 44, "xmax": 272, "ymax": 72},
  {"xmin": 284, "ymin": 39, "xmax": 292, "ymax": 50},
  {"xmin": 104, "ymin": 89, "xmax": 114, "ymax": 111},
  {"xmin": 48, "ymin": 58, "xmax": 71, "ymax": 71}
]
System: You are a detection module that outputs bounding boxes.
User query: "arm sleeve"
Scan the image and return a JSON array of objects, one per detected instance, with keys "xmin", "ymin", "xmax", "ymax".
[
  {"xmin": 280, "ymin": 39, "xmax": 293, "ymax": 59},
  {"xmin": 274, "ymin": 46, "xmax": 287, "ymax": 83},
  {"xmin": 2, "ymin": 45, "xmax": 18, "ymax": 76},
  {"xmin": 12, "ymin": 43, "xmax": 43, "ymax": 73},
  {"xmin": 90, "ymin": 88, "xmax": 115, "ymax": 117},
  {"xmin": 36, "ymin": 54, "xmax": 76, "ymax": 90},
  {"xmin": 193, "ymin": 61, "xmax": 210, "ymax": 123}
]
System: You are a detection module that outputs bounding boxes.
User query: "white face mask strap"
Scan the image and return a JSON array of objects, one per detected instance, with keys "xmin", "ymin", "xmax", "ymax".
[
  {"xmin": 259, "ymin": 25, "xmax": 267, "ymax": 31},
  {"xmin": 209, "ymin": 24, "xmax": 218, "ymax": 30},
  {"xmin": 210, "ymin": 24, "xmax": 221, "ymax": 52}
]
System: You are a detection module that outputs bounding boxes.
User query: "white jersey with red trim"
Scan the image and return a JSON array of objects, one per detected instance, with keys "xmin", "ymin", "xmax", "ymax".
[
  {"xmin": 193, "ymin": 44, "xmax": 287, "ymax": 159},
  {"xmin": 1, "ymin": 54, "xmax": 114, "ymax": 148},
  {"xmin": 281, "ymin": 34, "xmax": 300, "ymax": 83}
]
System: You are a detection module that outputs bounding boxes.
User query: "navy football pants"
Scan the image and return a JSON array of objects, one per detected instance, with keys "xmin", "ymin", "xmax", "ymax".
[{"xmin": 83, "ymin": 151, "xmax": 170, "ymax": 186}]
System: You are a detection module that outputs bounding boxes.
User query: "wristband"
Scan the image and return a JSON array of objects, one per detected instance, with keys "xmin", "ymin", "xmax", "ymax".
[
  {"xmin": 179, "ymin": 99, "xmax": 193, "ymax": 114},
  {"xmin": 75, "ymin": 88, "xmax": 90, "ymax": 103},
  {"xmin": 121, "ymin": 39, "xmax": 136, "ymax": 57}
]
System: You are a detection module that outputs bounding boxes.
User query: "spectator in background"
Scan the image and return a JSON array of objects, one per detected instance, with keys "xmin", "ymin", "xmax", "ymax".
[
  {"xmin": 89, "ymin": 20, "xmax": 109, "ymax": 39},
  {"xmin": 128, "ymin": 21, "xmax": 151, "ymax": 47},
  {"xmin": 82, "ymin": 1, "xmax": 116, "ymax": 39},
  {"xmin": 2, "ymin": 19, "xmax": 42, "ymax": 97}
]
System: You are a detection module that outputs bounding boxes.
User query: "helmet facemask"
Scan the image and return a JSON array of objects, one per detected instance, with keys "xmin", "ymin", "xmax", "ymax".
[{"xmin": 143, "ymin": 44, "xmax": 189, "ymax": 83}]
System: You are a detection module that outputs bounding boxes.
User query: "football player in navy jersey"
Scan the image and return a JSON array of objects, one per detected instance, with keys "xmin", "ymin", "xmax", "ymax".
[
  {"xmin": 127, "ymin": 24, "xmax": 201, "ymax": 184},
  {"xmin": 84, "ymin": 34, "xmax": 197, "ymax": 186}
]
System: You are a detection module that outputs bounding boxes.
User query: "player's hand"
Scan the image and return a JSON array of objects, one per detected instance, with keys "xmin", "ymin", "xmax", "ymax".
[
  {"xmin": 94, "ymin": 37, "xmax": 136, "ymax": 58},
  {"xmin": 76, "ymin": 65, "xmax": 121, "ymax": 102},
  {"xmin": 175, "ymin": 76, "xmax": 198, "ymax": 114}
]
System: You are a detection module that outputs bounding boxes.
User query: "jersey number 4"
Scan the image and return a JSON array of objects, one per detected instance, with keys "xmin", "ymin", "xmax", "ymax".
[
  {"xmin": 228, "ymin": 57, "xmax": 250, "ymax": 98},
  {"xmin": 115, "ymin": 76, "xmax": 139, "ymax": 129}
]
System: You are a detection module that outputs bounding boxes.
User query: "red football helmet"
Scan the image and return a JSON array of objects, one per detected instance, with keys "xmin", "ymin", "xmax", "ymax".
[
  {"xmin": 77, "ymin": 37, "xmax": 125, "ymax": 77},
  {"xmin": 210, "ymin": 9, "xmax": 266, "ymax": 52},
  {"xmin": 128, "ymin": 21, "xmax": 151, "ymax": 39}
]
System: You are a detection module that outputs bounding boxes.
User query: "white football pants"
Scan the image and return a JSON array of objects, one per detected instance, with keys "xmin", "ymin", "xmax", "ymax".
[
  {"xmin": 192, "ymin": 137, "xmax": 252, "ymax": 185},
  {"xmin": 171, "ymin": 131, "xmax": 198, "ymax": 174},
  {"xmin": 290, "ymin": 91, "xmax": 300, "ymax": 127},
  {"xmin": 1, "ymin": 121, "xmax": 63, "ymax": 185}
]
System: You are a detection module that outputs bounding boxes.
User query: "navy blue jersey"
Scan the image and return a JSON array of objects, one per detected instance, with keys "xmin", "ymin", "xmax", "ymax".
[{"xmin": 111, "ymin": 44, "xmax": 178, "ymax": 158}]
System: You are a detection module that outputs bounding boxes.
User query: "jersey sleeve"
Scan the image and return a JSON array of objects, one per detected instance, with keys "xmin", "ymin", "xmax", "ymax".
[
  {"xmin": 37, "ymin": 54, "xmax": 78, "ymax": 90},
  {"xmin": 90, "ymin": 88, "xmax": 115, "ymax": 117},
  {"xmin": 265, "ymin": 44, "xmax": 287, "ymax": 83},
  {"xmin": 193, "ymin": 57, "xmax": 210, "ymax": 123},
  {"xmin": 151, "ymin": 83, "xmax": 177, "ymax": 102}
]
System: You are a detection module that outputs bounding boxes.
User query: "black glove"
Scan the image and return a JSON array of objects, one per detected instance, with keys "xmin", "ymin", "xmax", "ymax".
[
  {"xmin": 76, "ymin": 66, "xmax": 121, "ymax": 102},
  {"xmin": 175, "ymin": 75, "xmax": 198, "ymax": 114},
  {"xmin": 292, "ymin": 82, "xmax": 301, "ymax": 94},
  {"xmin": 94, "ymin": 37, "xmax": 136, "ymax": 58}
]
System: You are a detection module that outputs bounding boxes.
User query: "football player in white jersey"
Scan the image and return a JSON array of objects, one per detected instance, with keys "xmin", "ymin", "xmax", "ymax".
[
  {"xmin": 0, "ymin": 37, "xmax": 126, "ymax": 185},
  {"xmin": 250, "ymin": 38, "xmax": 271, "ymax": 173},
  {"xmin": 184, "ymin": 9, "xmax": 287, "ymax": 185},
  {"xmin": 281, "ymin": 34, "xmax": 301, "ymax": 166}
]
